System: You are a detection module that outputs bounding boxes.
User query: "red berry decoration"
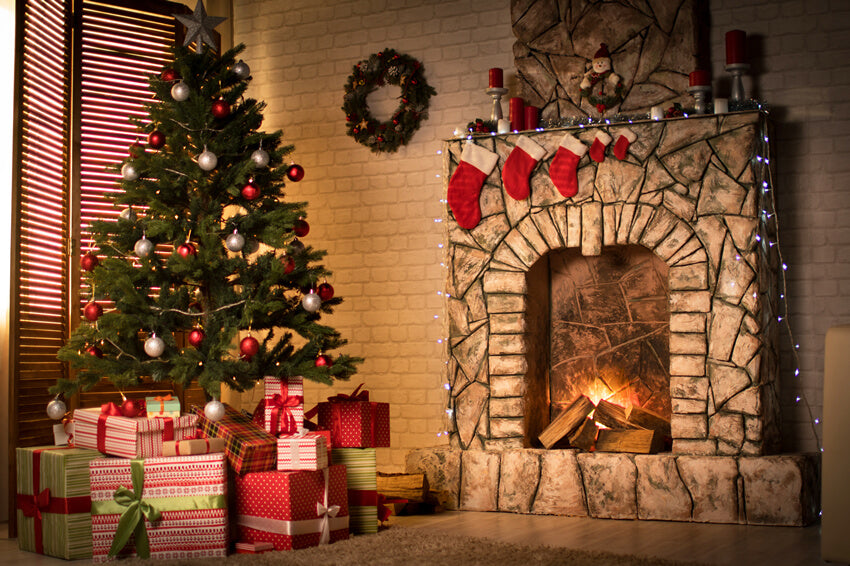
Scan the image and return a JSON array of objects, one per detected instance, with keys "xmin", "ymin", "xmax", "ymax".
[
  {"xmin": 86, "ymin": 345, "xmax": 103, "ymax": 358},
  {"xmin": 177, "ymin": 242, "xmax": 197, "ymax": 258},
  {"xmin": 161, "ymin": 68, "xmax": 179, "ymax": 82},
  {"xmin": 211, "ymin": 98, "xmax": 230, "ymax": 119},
  {"xmin": 286, "ymin": 164, "xmax": 305, "ymax": 182},
  {"xmin": 81, "ymin": 252, "xmax": 99, "ymax": 272},
  {"xmin": 188, "ymin": 328, "xmax": 205, "ymax": 347},
  {"xmin": 315, "ymin": 354, "xmax": 333, "ymax": 367},
  {"xmin": 283, "ymin": 255, "xmax": 295, "ymax": 274},
  {"xmin": 317, "ymin": 282, "xmax": 335, "ymax": 301},
  {"xmin": 241, "ymin": 180, "xmax": 260, "ymax": 200},
  {"xmin": 240, "ymin": 336, "xmax": 260, "ymax": 360},
  {"xmin": 293, "ymin": 219, "xmax": 310, "ymax": 237},
  {"xmin": 83, "ymin": 301, "xmax": 103, "ymax": 321},
  {"xmin": 148, "ymin": 130, "xmax": 166, "ymax": 149}
]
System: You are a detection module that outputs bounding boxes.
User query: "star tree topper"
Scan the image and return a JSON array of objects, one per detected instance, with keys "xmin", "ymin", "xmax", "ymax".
[{"xmin": 175, "ymin": 0, "xmax": 226, "ymax": 53}]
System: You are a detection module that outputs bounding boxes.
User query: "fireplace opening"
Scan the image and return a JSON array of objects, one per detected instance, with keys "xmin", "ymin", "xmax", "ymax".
[{"xmin": 524, "ymin": 245, "xmax": 671, "ymax": 453}]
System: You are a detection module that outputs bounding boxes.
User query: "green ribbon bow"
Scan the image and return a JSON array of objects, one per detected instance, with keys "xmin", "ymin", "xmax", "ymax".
[{"xmin": 109, "ymin": 460, "xmax": 160, "ymax": 558}]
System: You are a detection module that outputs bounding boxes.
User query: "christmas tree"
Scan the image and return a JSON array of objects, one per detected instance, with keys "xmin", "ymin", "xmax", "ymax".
[{"xmin": 52, "ymin": 7, "xmax": 361, "ymax": 411}]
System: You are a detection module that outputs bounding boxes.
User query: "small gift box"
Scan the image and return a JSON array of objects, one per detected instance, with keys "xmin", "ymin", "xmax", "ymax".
[
  {"xmin": 162, "ymin": 434, "xmax": 226, "ymax": 457},
  {"xmin": 194, "ymin": 403, "xmax": 276, "ymax": 474},
  {"xmin": 235, "ymin": 541, "xmax": 274, "ymax": 554},
  {"xmin": 145, "ymin": 393, "xmax": 181, "ymax": 418},
  {"xmin": 234, "ymin": 464, "xmax": 349, "ymax": 550},
  {"xmin": 309, "ymin": 384, "xmax": 390, "ymax": 448},
  {"xmin": 73, "ymin": 405, "xmax": 198, "ymax": 459},
  {"xmin": 89, "ymin": 453, "xmax": 228, "ymax": 562},
  {"xmin": 262, "ymin": 375, "xmax": 304, "ymax": 436},
  {"xmin": 277, "ymin": 430, "xmax": 329, "ymax": 471},
  {"xmin": 332, "ymin": 448, "xmax": 378, "ymax": 534},
  {"xmin": 16, "ymin": 446, "xmax": 103, "ymax": 559}
]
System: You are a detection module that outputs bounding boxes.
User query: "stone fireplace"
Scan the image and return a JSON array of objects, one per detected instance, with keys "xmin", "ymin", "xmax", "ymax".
[{"xmin": 406, "ymin": 111, "xmax": 820, "ymax": 526}]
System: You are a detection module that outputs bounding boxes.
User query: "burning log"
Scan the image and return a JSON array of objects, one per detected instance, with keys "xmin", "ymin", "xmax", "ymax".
[
  {"xmin": 568, "ymin": 417, "xmax": 599, "ymax": 451},
  {"xmin": 595, "ymin": 428, "xmax": 664, "ymax": 454},
  {"xmin": 538, "ymin": 395, "xmax": 595, "ymax": 449},
  {"xmin": 592, "ymin": 398, "xmax": 638, "ymax": 430},
  {"xmin": 625, "ymin": 405, "xmax": 672, "ymax": 437}
]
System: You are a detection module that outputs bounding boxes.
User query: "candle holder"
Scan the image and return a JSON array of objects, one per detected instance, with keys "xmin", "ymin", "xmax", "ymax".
[
  {"xmin": 687, "ymin": 85, "xmax": 711, "ymax": 114},
  {"xmin": 726, "ymin": 63, "xmax": 750, "ymax": 104},
  {"xmin": 486, "ymin": 87, "xmax": 508, "ymax": 121}
]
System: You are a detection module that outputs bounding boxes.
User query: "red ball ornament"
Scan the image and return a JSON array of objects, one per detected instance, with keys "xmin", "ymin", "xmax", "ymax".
[
  {"xmin": 286, "ymin": 164, "xmax": 305, "ymax": 182},
  {"xmin": 283, "ymin": 255, "xmax": 295, "ymax": 274},
  {"xmin": 211, "ymin": 98, "xmax": 231, "ymax": 119},
  {"xmin": 129, "ymin": 142, "xmax": 145, "ymax": 157},
  {"xmin": 315, "ymin": 354, "xmax": 333, "ymax": 367},
  {"xmin": 148, "ymin": 130, "xmax": 166, "ymax": 149},
  {"xmin": 161, "ymin": 68, "xmax": 179, "ymax": 82},
  {"xmin": 188, "ymin": 328, "xmax": 205, "ymax": 347},
  {"xmin": 241, "ymin": 180, "xmax": 260, "ymax": 200},
  {"xmin": 293, "ymin": 219, "xmax": 310, "ymax": 237},
  {"xmin": 121, "ymin": 398, "xmax": 144, "ymax": 418},
  {"xmin": 81, "ymin": 252, "xmax": 99, "ymax": 272},
  {"xmin": 317, "ymin": 282, "xmax": 335, "ymax": 301},
  {"xmin": 177, "ymin": 242, "xmax": 197, "ymax": 258},
  {"xmin": 86, "ymin": 345, "xmax": 103, "ymax": 358},
  {"xmin": 188, "ymin": 301, "xmax": 203, "ymax": 313},
  {"xmin": 240, "ymin": 336, "xmax": 260, "ymax": 360},
  {"xmin": 83, "ymin": 301, "xmax": 103, "ymax": 321}
]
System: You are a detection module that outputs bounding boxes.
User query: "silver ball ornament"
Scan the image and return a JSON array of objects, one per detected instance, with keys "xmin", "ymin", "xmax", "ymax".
[
  {"xmin": 47, "ymin": 398, "xmax": 67, "ymax": 420},
  {"xmin": 134, "ymin": 236, "xmax": 154, "ymax": 258},
  {"xmin": 301, "ymin": 291, "xmax": 322, "ymax": 313},
  {"xmin": 197, "ymin": 148, "xmax": 218, "ymax": 171},
  {"xmin": 121, "ymin": 162, "xmax": 139, "ymax": 181},
  {"xmin": 120, "ymin": 207, "xmax": 136, "ymax": 221},
  {"xmin": 225, "ymin": 230, "xmax": 245, "ymax": 252},
  {"xmin": 171, "ymin": 80, "xmax": 190, "ymax": 102},
  {"xmin": 232, "ymin": 60, "xmax": 250, "ymax": 79},
  {"xmin": 144, "ymin": 334, "xmax": 165, "ymax": 358},
  {"xmin": 204, "ymin": 399, "xmax": 226, "ymax": 422},
  {"xmin": 250, "ymin": 148, "xmax": 270, "ymax": 168}
]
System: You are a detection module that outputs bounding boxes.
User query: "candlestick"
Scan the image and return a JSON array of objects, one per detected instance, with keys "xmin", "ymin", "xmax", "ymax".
[
  {"xmin": 726, "ymin": 63, "xmax": 750, "ymax": 103},
  {"xmin": 687, "ymin": 85, "xmax": 711, "ymax": 114},
  {"xmin": 486, "ymin": 87, "xmax": 508, "ymax": 121},
  {"xmin": 488, "ymin": 68, "xmax": 503, "ymax": 89}
]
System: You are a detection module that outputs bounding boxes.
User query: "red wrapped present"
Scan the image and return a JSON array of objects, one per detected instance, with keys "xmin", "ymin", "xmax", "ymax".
[
  {"xmin": 234, "ymin": 465, "xmax": 349, "ymax": 550},
  {"xmin": 235, "ymin": 541, "xmax": 274, "ymax": 554},
  {"xmin": 277, "ymin": 429, "xmax": 328, "ymax": 471},
  {"xmin": 263, "ymin": 376, "xmax": 304, "ymax": 436},
  {"xmin": 307, "ymin": 384, "xmax": 390, "ymax": 447},
  {"xmin": 73, "ymin": 405, "xmax": 197, "ymax": 459},
  {"xmin": 194, "ymin": 403, "xmax": 276, "ymax": 474},
  {"xmin": 89, "ymin": 453, "xmax": 228, "ymax": 562}
]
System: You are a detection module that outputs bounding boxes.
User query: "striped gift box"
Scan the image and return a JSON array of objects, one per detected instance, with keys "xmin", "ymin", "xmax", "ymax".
[
  {"xmin": 277, "ymin": 432, "xmax": 328, "ymax": 471},
  {"xmin": 16, "ymin": 446, "xmax": 103, "ymax": 559},
  {"xmin": 194, "ymin": 404, "xmax": 276, "ymax": 474},
  {"xmin": 263, "ymin": 376, "xmax": 304, "ymax": 436},
  {"xmin": 73, "ymin": 407, "xmax": 197, "ymax": 459},
  {"xmin": 90, "ymin": 453, "xmax": 228, "ymax": 562},
  {"xmin": 331, "ymin": 448, "xmax": 378, "ymax": 534}
]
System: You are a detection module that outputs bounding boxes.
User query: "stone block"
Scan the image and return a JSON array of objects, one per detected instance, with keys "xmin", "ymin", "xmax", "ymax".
[
  {"xmin": 669, "ymin": 290, "xmax": 711, "ymax": 313},
  {"xmin": 489, "ymin": 355, "xmax": 527, "ymax": 376},
  {"xmin": 663, "ymin": 189, "xmax": 696, "ymax": 222},
  {"xmin": 486, "ymin": 293, "xmax": 526, "ymax": 314},
  {"xmin": 405, "ymin": 447, "xmax": 461, "ymax": 510},
  {"xmin": 532, "ymin": 450, "xmax": 588, "ymax": 516},
  {"xmin": 484, "ymin": 437, "xmax": 524, "ymax": 450},
  {"xmin": 452, "ymin": 322, "xmax": 488, "ymax": 382},
  {"xmin": 653, "ymin": 222, "xmax": 694, "ymax": 261},
  {"xmin": 577, "ymin": 453, "xmax": 638, "ymax": 519},
  {"xmin": 669, "ymin": 262, "xmax": 708, "ymax": 290},
  {"xmin": 670, "ymin": 312, "xmax": 706, "ymax": 333},
  {"xmin": 673, "ymin": 439, "xmax": 717, "ymax": 455},
  {"xmin": 708, "ymin": 362, "xmax": 751, "ymax": 408},
  {"xmin": 489, "ymin": 374, "xmax": 525, "ymax": 397},
  {"xmin": 670, "ymin": 332, "xmax": 707, "ymax": 354},
  {"xmin": 678, "ymin": 456, "xmax": 739, "ymax": 523},
  {"xmin": 581, "ymin": 201, "xmax": 603, "ymax": 256},
  {"xmin": 725, "ymin": 386, "xmax": 761, "ymax": 415},
  {"xmin": 498, "ymin": 450, "xmax": 542, "ymax": 513},
  {"xmin": 531, "ymin": 209, "xmax": 563, "ymax": 249},
  {"xmin": 452, "ymin": 245, "xmax": 491, "ymax": 299},
  {"xmin": 739, "ymin": 454, "xmax": 820, "ymax": 526},
  {"xmin": 489, "ymin": 313, "xmax": 525, "ymax": 334},
  {"xmin": 672, "ymin": 397, "xmax": 707, "ymax": 413},
  {"xmin": 603, "ymin": 204, "xmax": 618, "ymax": 245},
  {"xmin": 492, "ymin": 242, "xmax": 526, "ymax": 270},
  {"xmin": 671, "ymin": 414, "xmax": 707, "ymax": 438},
  {"xmin": 490, "ymin": 417, "xmax": 523, "ymax": 438},
  {"xmin": 567, "ymin": 206, "xmax": 581, "ymax": 247},
  {"xmin": 489, "ymin": 397, "xmax": 524, "ymax": 417},
  {"xmin": 454, "ymin": 381, "xmax": 489, "ymax": 449},
  {"xmin": 517, "ymin": 216, "xmax": 550, "ymax": 257},
  {"xmin": 670, "ymin": 374, "xmax": 708, "ymax": 399},
  {"xmin": 472, "ymin": 214, "xmax": 512, "ymax": 253},
  {"xmin": 708, "ymin": 412, "xmax": 744, "ymax": 450},
  {"xmin": 483, "ymin": 269, "xmax": 527, "ymax": 294},
  {"xmin": 617, "ymin": 203, "xmax": 635, "ymax": 244},
  {"xmin": 489, "ymin": 333, "xmax": 525, "ymax": 355},
  {"xmin": 670, "ymin": 354, "xmax": 706, "ymax": 376},
  {"xmin": 635, "ymin": 455, "xmax": 692, "ymax": 521},
  {"xmin": 460, "ymin": 450, "xmax": 501, "ymax": 511},
  {"xmin": 731, "ymin": 331, "xmax": 760, "ymax": 368}
]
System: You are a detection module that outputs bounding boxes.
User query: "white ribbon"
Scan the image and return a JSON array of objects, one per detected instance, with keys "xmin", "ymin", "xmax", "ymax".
[{"xmin": 316, "ymin": 501, "xmax": 341, "ymax": 545}]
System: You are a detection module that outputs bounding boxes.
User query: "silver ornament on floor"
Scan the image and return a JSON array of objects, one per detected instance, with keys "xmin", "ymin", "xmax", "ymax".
[
  {"xmin": 232, "ymin": 59, "xmax": 250, "ymax": 79},
  {"xmin": 171, "ymin": 80, "xmax": 190, "ymax": 102},
  {"xmin": 134, "ymin": 236, "xmax": 154, "ymax": 257},
  {"xmin": 197, "ymin": 147, "xmax": 218, "ymax": 171},
  {"xmin": 144, "ymin": 334, "xmax": 165, "ymax": 357},
  {"xmin": 121, "ymin": 162, "xmax": 139, "ymax": 181},
  {"xmin": 46, "ymin": 397, "xmax": 67, "ymax": 420},
  {"xmin": 204, "ymin": 398, "xmax": 226, "ymax": 422},
  {"xmin": 301, "ymin": 290, "xmax": 322, "ymax": 313},
  {"xmin": 251, "ymin": 148, "xmax": 269, "ymax": 168},
  {"xmin": 225, "ymin": 229, "xmax": 245, "ymax": 252}
]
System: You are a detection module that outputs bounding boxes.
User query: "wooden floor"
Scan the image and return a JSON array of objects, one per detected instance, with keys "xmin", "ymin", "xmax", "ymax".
[{"xmin": 0, "ymin": 511, "xmax": 831, "ymax": 565}]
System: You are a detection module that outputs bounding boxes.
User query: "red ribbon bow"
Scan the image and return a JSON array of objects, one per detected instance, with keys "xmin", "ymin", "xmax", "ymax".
[
  {"xmin": 327, "ymin": 383, "xmax": 369, "ymax": 403},
  {"xmin": 19, "ymin": 488, "xmax": 50, "ymax": 520},
  {"xmin": 100, "ymin": 402, "xmax": 124, "ymax": 416},
  {"xmin": 153, "ymin": 394, "xmax": 173, "ymax": 414},
  {"xmin": 269, "ymin": 393, "xmax": 303, "ymax": 435}
]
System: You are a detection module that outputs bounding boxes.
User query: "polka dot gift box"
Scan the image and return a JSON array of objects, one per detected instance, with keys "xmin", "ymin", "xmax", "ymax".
[{"xmin": 308, "ymin": 384, "xmax": 390, "ymax": 448}]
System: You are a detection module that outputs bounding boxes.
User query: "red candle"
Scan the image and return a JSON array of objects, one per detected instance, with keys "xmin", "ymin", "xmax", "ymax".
[
  {"xmin": 689, "ymin": 70, "xmax": 710, "ymax": 87},
  {"xmin": 509, "ymin": 97, "xmax": 524, "ymax": 131},
  {"xmin": 488, "ymin": 68, "xmax": 503, "ymax": 89},
  {"xmin": 726, "ymin": 30, "xmax": 746, "ymax": 65},
  {"xmin": 524, "ymin": 105, "xmax": 539, "ymax": 130}
]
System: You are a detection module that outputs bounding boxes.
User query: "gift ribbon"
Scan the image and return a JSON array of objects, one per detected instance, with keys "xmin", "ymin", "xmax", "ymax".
[
  {"xmin": 377, "ymin": 494, "xmax": 408, "ymax": 523},
  {"xmin": 155, "ymin": 416, "xmax": 175, "ymax": 442},
  {"xmin": 96, "ymin": 414, "xmax": 174, "ymax": 454},
  {"xmin": 348, "ymin": 489, "xmax": 378, "ymax": 507},
  {"xmin": 327, "ymin": 383, "xmax": 369, "ymax": 403},
  {"xmin": 269, "ymin": 392, "xmax": 303, "ymax": 436},
  {"xmin": 281, "ymin": 427, "xmax": 310, "ymax": 469},
  {"xmin": 152, "ymin": 394, "xmax": 173, "ymax": 415},
  {"xmin": 92, "ymin": 459, "xmax": 226, "ymax": 559}
]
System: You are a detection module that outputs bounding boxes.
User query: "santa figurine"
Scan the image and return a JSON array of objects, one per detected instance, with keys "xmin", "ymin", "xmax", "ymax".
[{"xmin": 580, "ymin": 43, "xmax": 625, "ymax": 114}]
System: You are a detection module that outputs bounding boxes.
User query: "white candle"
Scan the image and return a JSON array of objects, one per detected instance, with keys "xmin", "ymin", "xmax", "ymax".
[
  {"xmin": 651, "ymin": 106, "xmax": 664, "ymax": 120},
  {"xmin": 714, "ymin": 98, "xmax": 729, "ymax": 114},
  {"xmin": 497, "ymin": 119, "xmax": 511, "ymax": 134}
]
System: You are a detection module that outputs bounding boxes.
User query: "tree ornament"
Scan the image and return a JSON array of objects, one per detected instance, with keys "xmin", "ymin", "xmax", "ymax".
[
  {"xmin": 177, "ymin": 241, "xmax": 197, "ymax": 258},
  {"xmin": 81, "ymin": 252, "xmax": 99, "ymax": 272},
  {"xmin": 250, "ymin": 148, "xmax": 269, "ymax": 168},
  {"xmin": 241, "ymin": 179, "xmax": 260, "ymax": 200},
  {"xmin": 301, "ymin": 290, "xmax": 321, "ymax": 313},
  {"xmin": 286, "ymin": 163, "xmax": 305, "ymax": 182},
  {"xmin": 175, "ymin": 0, "xmax": 226, "ymax": 54},
  {"xmin": 204, "ymin": 398, "xmax": 226, "ymax": 422},
  {"xmin": 317, "ymin": 282, "xmax": 335, "ymax": 301},
  {"xmin": 121, "ymin": 162, "xmax": 139, "ymax": 181},
  {"xmin": 144, "ymin": 334, "xmax": 165, "ymax": 357},
  {"xmin": 129, "ymin": 141, "xmax": 145, "ymax": 157},
  {"xmin": 171, "ymin": 80, "xmax": 190, "ymax": 102},
  {"xmin": 211, "ymin": 98, "xmax": 231, "ymax": 118},
  {"xmin": 161, "ymin": 68, "xmax": 179, "ymax": 82},
  {"xmin": 120, "ymin": 207, "xmax": 136, "ymax": 221},
  {"xmin": 148, "ymin": 130, "xmax": 166, "ymax": 149},
  {"xmin": 225, "ymin": 229, "xmax": 246, "ymax": 252},
  {"xmin": 283, "ymin": 255, "xmax": 295, "ymax": 274},
  {"xmin": 84, "ymin": 301, "xmax": 103, "ymax": 322},
  {"xmin": 121, "ymin": 398, "xmax": 144, "ymax": 417},
  {"xmin": 293, "ymin": 218, "xmax": 310, "ymax": 237},
  {"xmin": 188, "ymin": 328, "xmax": 205, "ymax": 347},
  {"xmin": 289, "ymin": 238, "xmax": 305, "ymax": 254},
  {"xmin": 134, "ymin": 236, "xmax": 154, "ymax": 258},
  {"xmin": 197, "ymin": 146, "xmax": 218, "ymax": 171},
  {"xmin": 232, "ymin": 59, "xmax": 250, "ymax": 79},
  {"xmin": 46, "ymin": 397, "xmax": 67, "ymax": 420},
  {"xmin": 86, "ymin": 345, "xmax": 104, "ymax": 358},
  {"xmin": 240, "ymin": 336, "xmax": 260, "ymax": 360},
  {"xmin": 315, "ymin": 354, "xmax": 333, "ymax": 367}
]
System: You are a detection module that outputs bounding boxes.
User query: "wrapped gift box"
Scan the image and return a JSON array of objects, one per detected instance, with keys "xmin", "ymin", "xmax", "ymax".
[
  {"xmin": 162, "ymin": 436, "xmax": 226, "ymax": 457},
  {"xmin": 277, "ymin": 431, "xmax": 328, "ymax": 471},
  {"xmin": 16, "ymin": 446, "xmax": 103, "ymax": 559},
  {"xmin": 145, "ymin": 394, "xmax": 181, "ymax": 418},
  {"xmin": 332, "ymin": 448, "xmax": 378, "ymax": 534},
  {"xmin": 234, "ymin": 465, "xmax": 349, "ymax": 550},
  {"xmin": 235, "ymin": 541, "xmax": 274, "ymax": 554},
  {"xmin": 90, "ymin": 453, "xmax": 228, "ymax": 562},
  {"xmin": 263, "ymin": 375, "xmax": 304, "ymax": 436},
  {"xmin": 74, "ymin": 407, "xmax": 197, "ymax": 459},
  {"xmin": 53, "ymin": 420, "xmax": 74, "ymax": 446},
  {"xmin": 312, "ymin": 385, "xmax": 389, "ymax": 447},
  {"xmin": 194, "ymin": 403, "xmax": 276, "ymax": 474}
]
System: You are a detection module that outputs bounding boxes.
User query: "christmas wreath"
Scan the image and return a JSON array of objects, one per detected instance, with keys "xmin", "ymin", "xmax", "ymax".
[{"xmin": 343, "ymin": 49, "xmax": 436, "ymax": 153}]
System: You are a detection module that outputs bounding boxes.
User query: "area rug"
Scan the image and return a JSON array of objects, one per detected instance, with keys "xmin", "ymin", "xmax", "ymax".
[{"xmin": 125, "ymin": 527, "xmax": 710, "ymax": 566}]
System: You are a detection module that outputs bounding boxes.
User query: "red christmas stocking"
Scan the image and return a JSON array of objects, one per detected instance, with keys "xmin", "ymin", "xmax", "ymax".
[
  {"xmin": 502, "ymin": 135, "xmax": 547, "ymax": 200},
  {"xmin": 447, "ymin": 143, "xmax": 499, "ymax": 229},
  {"xmin": 613, "ymin": 128, "xmax": 637, "ymax": 160},
  {"xmin": 549, "ymin": 133, "xmax": 588, "ymax": 198},
  {"xmin": 589, "ymin": 130, "xmax": 613, "ymax": 163}
]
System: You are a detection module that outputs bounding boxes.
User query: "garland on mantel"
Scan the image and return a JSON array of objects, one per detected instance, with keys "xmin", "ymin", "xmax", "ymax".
[{"xmin": 342, "ymin": 49, "xmax": 436, "ymax": 153}]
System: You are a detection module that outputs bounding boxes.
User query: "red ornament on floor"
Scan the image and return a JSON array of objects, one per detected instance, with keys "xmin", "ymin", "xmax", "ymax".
[
  {"xmin": 240, "ymin": 336, "xmax": 260, "ymax": 360},
  {"xmin": 286, "ymin": 164, "xmax": 305, "ymax": 182},
  {"xmin": 148, "ymin": 130, "xmax": 166, "ymax": 149},
  {"xmin": 317, "ymin": 282, "xmax": 334, "ymax": 301},
  {"xmin": 84, "ymin": 301, "xmax": 103, "ymax": 321},
  {"xmin": 81, "ymin": 252, "xmax": 99, "ymax": 272},
  {"xmin": 293, "ymin": 219, "xmax": 310, "ymax": 237},
  {"xmin": 211, "ymin": 99, "xmax": 230, "ymax": 118},
  {"xmin": 188, "ymin": 328, "xmax": 205, "ymax": 347},
  {"xmin": 177, "ymin": 242, "xmax": 197, "ymax": 258},
  {"xmin": 242, "ymin": 180, "xmax": 260, "ymax": 200}
]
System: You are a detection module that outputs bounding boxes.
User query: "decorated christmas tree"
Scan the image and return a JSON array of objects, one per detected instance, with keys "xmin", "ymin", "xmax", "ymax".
[{"xmin": 51, "ymin": 5, "xmax": 361, "ymax": 417}]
